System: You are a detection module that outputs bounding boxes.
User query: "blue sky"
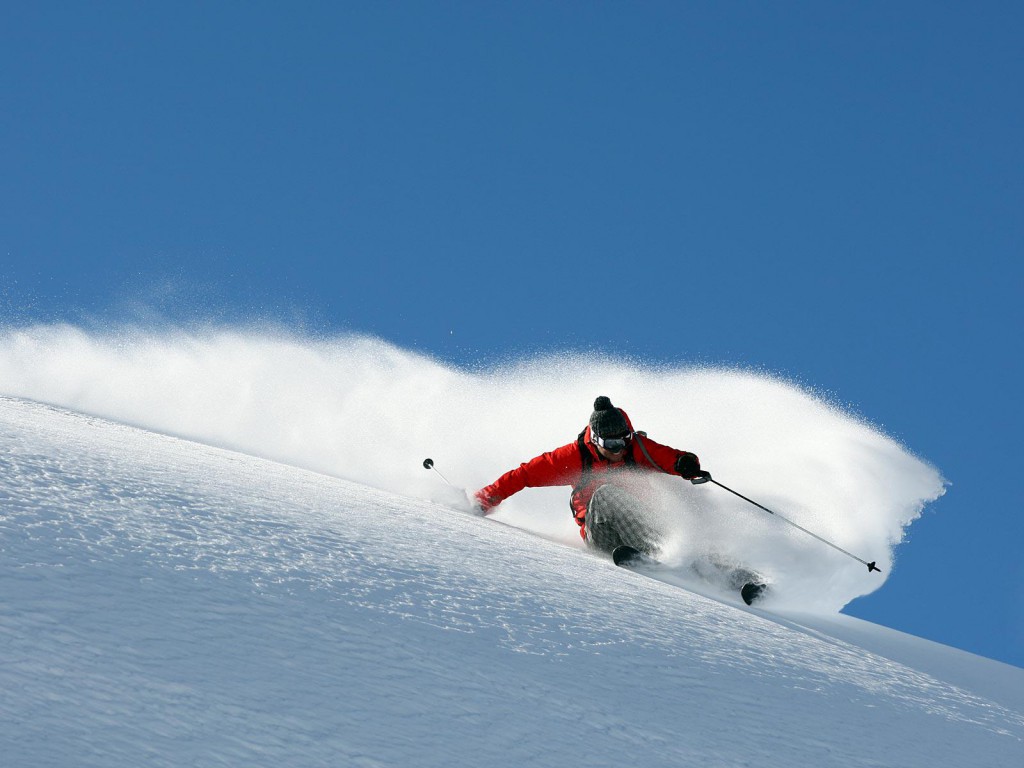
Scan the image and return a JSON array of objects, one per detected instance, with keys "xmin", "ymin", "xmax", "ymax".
[{"xmin": 3, "ymin": 2, "xmax": 1022, "ymax": 667}]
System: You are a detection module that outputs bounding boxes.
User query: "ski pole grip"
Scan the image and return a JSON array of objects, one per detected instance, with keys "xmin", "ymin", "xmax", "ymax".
[{"xmin": 690, "ymin": 471, "xmax": 712, "ymax": 485}]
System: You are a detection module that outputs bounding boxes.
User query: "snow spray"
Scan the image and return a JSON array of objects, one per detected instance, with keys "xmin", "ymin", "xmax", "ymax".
[{"xmin": 0, "ymin": 324, "xmax": 944, "ymax": 613}]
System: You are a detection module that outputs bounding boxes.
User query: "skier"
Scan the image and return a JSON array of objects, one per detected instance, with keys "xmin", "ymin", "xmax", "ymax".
[{"xmin": 474, "ymin": 396, "xmax": 709, "ymax": 558}]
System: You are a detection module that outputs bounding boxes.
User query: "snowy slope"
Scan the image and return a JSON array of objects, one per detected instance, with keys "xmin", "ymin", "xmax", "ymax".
[{"xmin": 1, "ymin": 397, "xmax": 1021, "ymax": 767}]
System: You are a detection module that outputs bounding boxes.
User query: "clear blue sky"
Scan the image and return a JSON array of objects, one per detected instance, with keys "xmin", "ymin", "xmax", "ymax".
[{"xmin": 3, "ymin": 2, "xmax": 1022, "ymax": 667}]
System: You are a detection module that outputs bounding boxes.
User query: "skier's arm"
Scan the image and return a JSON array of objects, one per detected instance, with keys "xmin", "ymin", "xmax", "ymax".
[
  {"xmin": 634, "ymin": 434, "xmax": 705, "ymax": 479},
  {"xmin": 475, "ymin": 443, "xmax": 582, "ymax": 512}
]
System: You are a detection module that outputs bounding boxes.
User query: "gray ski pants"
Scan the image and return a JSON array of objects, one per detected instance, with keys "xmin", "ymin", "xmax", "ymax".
[{"xmin": 585, "ymin": 484, "xmax": 661, "ymax": 555}]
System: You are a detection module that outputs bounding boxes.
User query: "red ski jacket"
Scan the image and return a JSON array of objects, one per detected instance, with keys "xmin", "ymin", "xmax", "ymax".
[{"xmin": 475, "ymin": 409, "xmax": 699, "ymax": 540}]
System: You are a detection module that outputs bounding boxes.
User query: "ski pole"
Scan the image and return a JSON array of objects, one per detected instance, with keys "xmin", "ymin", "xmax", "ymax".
[
  {"xmin": 422, "ymin": 458, "xmax": 454, "ymax": 486},
  {"xmin": 695, "ymin": 473, "xmax": 881, "ymax": 573}
]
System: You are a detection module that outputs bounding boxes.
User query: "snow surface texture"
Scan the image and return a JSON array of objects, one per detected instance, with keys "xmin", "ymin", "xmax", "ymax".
[
  {"xmin": 0, "ymin": 397, "xmax": 1020, "ymax": 768},
  {"xmin": 0, "ymin": 325, "xmax": 943, "ymax": 613}
]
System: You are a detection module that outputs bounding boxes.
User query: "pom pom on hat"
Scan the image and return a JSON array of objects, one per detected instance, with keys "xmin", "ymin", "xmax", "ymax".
[{"xmin": 589, "ymin": 396, "xmax": 629, "ymax": 438}]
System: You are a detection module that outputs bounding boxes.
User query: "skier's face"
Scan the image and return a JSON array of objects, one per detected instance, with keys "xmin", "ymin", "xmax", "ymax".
[{"xmin": 596, "ymin": 443, "xmax": 628, "ymax": 462}]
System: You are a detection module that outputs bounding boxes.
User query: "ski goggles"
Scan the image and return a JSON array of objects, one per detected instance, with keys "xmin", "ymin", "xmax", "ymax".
[{"xmin": 593, "ymin": 433, "xmax": 633, "ymax": 453}]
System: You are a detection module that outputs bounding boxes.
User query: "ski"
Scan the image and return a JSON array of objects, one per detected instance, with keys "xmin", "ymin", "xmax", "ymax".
[{"xmin": 614, "ymin": 545, "xmax": 769, "ymax": 605}]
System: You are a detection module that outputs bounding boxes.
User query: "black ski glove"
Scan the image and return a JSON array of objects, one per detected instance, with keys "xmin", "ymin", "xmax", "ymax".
[{"xmin": 674, "ymin": 452, "xmax": 701, "ymax": 479}]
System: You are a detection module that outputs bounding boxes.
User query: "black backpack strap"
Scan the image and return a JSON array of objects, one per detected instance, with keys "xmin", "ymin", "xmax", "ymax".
[
  {"xmin": 571, "ymin": 430, "xmax": 594, "ymax": 516},
  {"xmin": 576, "ymin": 429, "xmax": 593, "ymax": 474}
]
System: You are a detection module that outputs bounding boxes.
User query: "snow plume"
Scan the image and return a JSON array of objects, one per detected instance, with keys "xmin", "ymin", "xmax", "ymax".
[{"xmin": 0, "ymin": 323, "xmax": 944, "ymax": 612}]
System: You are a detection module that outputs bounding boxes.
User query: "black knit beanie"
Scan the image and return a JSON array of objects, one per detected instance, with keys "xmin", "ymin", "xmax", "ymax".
[{"xmin": 589, "ymin": 396, "xmax": 630, "ymax": 439}]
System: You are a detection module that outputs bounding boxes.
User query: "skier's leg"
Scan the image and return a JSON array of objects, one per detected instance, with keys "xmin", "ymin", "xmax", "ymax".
[
  {"xmin": 586, "ymin": 484, "xmax": 661, "ymax": 556},
  {"xmin": 584, "ymin": 486, "xmax": 626, "ymax": 554},
  {"xmin": 695, "ymin": 553, "xmax": 769, "ymax": 604}
]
